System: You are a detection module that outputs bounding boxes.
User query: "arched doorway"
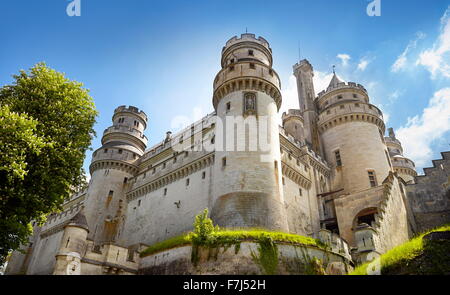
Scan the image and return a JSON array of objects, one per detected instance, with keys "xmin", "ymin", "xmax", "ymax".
[{"xmin": 352, "ymin": 207, "xmax": 378, "ymax": 229}]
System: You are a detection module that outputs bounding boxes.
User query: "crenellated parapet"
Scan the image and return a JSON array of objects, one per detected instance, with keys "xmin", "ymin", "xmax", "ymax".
[
  {"xmin": 282, "ymin": 109, "xmax": 303, "ymax": 124},
  {"xmin": 221, "ymin": 33, "xmax": 272, "ymax": 67},
  {"xmin": 318, "ymin": 101, "xmax": 385, "ymax": 134},
  {"xmin": 317, "ymin": 81, "xmax": 368, "ymax": 99},
  {"xmin": 113, "ymin": 105, "xmax": 148, "ymax": 126}
]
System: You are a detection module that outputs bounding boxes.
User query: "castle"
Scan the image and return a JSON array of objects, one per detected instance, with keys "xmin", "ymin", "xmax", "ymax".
[{"xmin": 6, "ymin": 33, "xmax": 450, "ymax": 275}]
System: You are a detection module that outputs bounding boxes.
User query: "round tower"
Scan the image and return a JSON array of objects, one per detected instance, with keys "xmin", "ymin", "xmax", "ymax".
[
  {"xmin": 210, "ymin": 33, "xmax": 288, "ymax": 231},
  {"xmin": 84, "ymin": 105, "xmax": 148, "ymax": 244},
  {"xmin": 282, "ymin": 109, "xmax": 305, "ymax": 143},
  {"xmin": 385, "ymin": 128, "xmax": 417, "ymax": 183},
  {"xmin": 53, "ymin": 210, "xmax": 89, "ymax": 275},
  {"xmin": 317, "ymin": 73, "xmax": 392, "ymax": 193}
]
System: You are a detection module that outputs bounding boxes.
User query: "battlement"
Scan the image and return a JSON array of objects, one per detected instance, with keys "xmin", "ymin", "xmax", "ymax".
[
  {"xmin": 293, "ymin": 59, "xmax": 313, "ymax": 73},
  {"xmin": 114, "ymin": 105, "xmax": 148, "ymax": 122},
  {"xmin": 317, "ymin": 81, "xmax": 367, "ymax": 99},
  {"xmin": 222, "ymin": 33, "xmax": 271, "ymax": 52},
  {"xmin": 282, "ymin": 109, "xmax": 304, "ymax": 126}
]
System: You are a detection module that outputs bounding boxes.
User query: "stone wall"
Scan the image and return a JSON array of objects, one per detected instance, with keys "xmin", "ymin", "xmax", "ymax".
[
  {"xmin": 370, "ymin": 173, "xmax": 411, "ymax": 253},
  {"xmin": 139, "ymin": 242, "xmax": 352, "ymax": 275},
  {"xmin": 406, "ymin": 152, "xmax": 450, "ymax": 232}
]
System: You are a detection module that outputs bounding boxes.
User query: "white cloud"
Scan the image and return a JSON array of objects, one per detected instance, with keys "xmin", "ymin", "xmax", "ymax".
[
  {"xmin": 357, "ymin": 59, "xmax": 369, "ymax": 71},
  {"xmin": 280, "ymin": 75, "xmax": 299, "ymax": 119},
  {"xmin": 416, "ymin": 6, "xmax": 450, "ymax": 79},
  {"xmin": 279, "ymin": 71, "xmax": 344, "ymax": 121},
  {"xmin": 314, "ymin": 71, "xmax": 345, "ymax": 94},
  {"xmin": 396, "ymin": 87, "xmax": 450, "ymax": 167},
  {"xmin": 387, "ymin": 89, "xmax": 404, "ymax": 104},
  {"xmin": 337, "ymin": 54, "xmax": 351, "ymax": 66},
  {"xmin": 391, "ymin": 31, "xmax": 426, "ymax": 72}
]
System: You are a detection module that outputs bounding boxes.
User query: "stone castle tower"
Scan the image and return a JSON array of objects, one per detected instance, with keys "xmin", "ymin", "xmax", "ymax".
[
  {"xmin": 84, "ymin": 106, "xmax": 148, "ymax": 244},
  {"xmin": 295, "ymin": 64, "xmax": 392, "ymax": 195},
  {"xmin": 5, "ymin": 33, "xmax": 449, "ymax": 275},
  {"xmin": 385, "ymin": 128, "xmax": 417, "ymax": 184},
  {"xmin": 210, "ymin": 33, "xmax": 288, "ymax": 231}
]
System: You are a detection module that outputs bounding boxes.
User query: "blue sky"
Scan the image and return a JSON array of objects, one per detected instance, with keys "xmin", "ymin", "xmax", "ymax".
[{"xmin": 1, "ymin": 0, "xmax": 449, "ymax": 175}]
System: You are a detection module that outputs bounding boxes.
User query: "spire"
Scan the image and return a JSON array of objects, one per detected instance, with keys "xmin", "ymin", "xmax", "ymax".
[{"xmin": 327, "ymin": 67, "xmax": 343, "ymax": 89}]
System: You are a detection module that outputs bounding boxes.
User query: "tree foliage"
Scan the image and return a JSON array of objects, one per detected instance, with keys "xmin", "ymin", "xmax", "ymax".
[{"xmin": 0, "ymin": 63, "xmax": 98, "ymax": 265}]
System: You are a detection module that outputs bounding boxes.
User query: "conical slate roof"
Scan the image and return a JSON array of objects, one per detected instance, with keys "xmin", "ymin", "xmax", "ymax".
[
  {"xmin": 66, "ymin": 209, "xmax": 89, "ymax": 232},
  {"xmin": 327, "ymin": 72, "xmax": 343, "ymax": 89}
]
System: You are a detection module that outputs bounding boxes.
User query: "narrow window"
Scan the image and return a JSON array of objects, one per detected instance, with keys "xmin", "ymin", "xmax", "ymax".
[
  {"xmin": 65, "ymin": 237, "xmax": 70, "ymax": 248},
  {"xmin": 202, "ymin": 171, "xmax": 206, "ymax": 179},
  {"xmin": 164, "ymin": 188, "xmax": 167, "ymax": 196},
  {"xmin": 299, "ymin": 188, "xmax": 303, "ymax": 196},
  {"xmin": 222, "ymin": 157, "xmax": 227, "ymax": 167},
  {"xmin": 337, "ymin": 95, "xmax": 343, "ymax": 99},
  {"xmin": 355, "ymin": 103, "xmax": 360, "ymax": 107},
  {"xmin": 248, "ymin": 50, "xmax": 254, "ymax": 56},
  {"xmin": 186, "ymin": 178, "xmax": 190, "ymax": 186},
  {"xmin": 118, "ymin": 149, "xmax": 123, "ymax": 154},
  {"xmin": 368, "ymin": 171, "xmax": 377, "ymax": 187},
  {"xmin": 269, "ymin": 69, "xmax": 273, "ymax": 76},
  {"xmin": 104, "ymin": 149, "xmax": 108, "ymax": 153},
  {"xmin": 162, "ymin": 162, "xmax": 166, "ymax": 169},
  {"xmin": 353, "ymin": 94, "xmax": 358, "ymax": 98},
  {"xmin": 226, "ymin": 102, "xmax": 231, "ymax": 111},
  {"xmin": 230, "ymin": 58, "xmax": 234, "ymax": 64},
  {"xmin": 335, "ymin": 150, "xmax": 342, "ymax": 167},
  {"xmin": 185, "ymin": 151, "xmax": 188, "ymax": 157},
  {"xmin": 249, "ymin": 63, "xmax": 255, "ymax": 69},
  {"xmin": 229, "ymin": 65, "xmax": 234, "ymax": 72},
  {"xmin": 173, "ymin": 156, "xmax": 177, "ymax": 163},
  {"xmin": 138, "ymin": 199, "xmax": 141, "ymax": 207},
  {"xmin": 282, "ymin": 177, "xmax": 285, "ymax": 185},
  {"xmin": 152, "ymin": 168, "xmax": 156, "ymax": 174},
  {"xmin": 123, "ymin": 177, "xmax": 128, "ymax": 184}
]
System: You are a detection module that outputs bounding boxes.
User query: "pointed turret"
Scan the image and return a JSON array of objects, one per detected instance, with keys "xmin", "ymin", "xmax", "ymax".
[{"xmin": 327, "ymin": 72, "xmax": 343, "ymax": 90}]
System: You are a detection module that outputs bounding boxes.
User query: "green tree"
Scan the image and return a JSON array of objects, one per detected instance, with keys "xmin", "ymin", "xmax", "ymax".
[{"xmin": 0, "ymin": 63, "xmax": 98, "ymax": 264}]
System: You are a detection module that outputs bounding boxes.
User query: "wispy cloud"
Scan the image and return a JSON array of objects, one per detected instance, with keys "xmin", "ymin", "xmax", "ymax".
[
  {"xmin": 337, "ymin": 53, "xmax": 351, "ymax": 67},
  {"xmin": 391, "ymin": 31, "xmax": 426, "ymax": 72},
  {"xmin": 416, "ymin": 6, "xmax": 450, "ymax": 79},
  {"xmin": 387, "ymin": 89, "xmax": 404, "ymax": 104},
  {"xmin": 396, "ymin": 87, "xmax": 450, "ymax": 167},
  {"xmin": 357, "ymin": 59, "xmax": 369, "ymax": 71}
]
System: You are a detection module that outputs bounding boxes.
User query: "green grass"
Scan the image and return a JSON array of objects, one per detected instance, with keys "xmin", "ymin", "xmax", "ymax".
[
  {"xmin": 350, "ymin": 224, "xmax": 450, "ymax": 275},
  {"xmin": 139, "ymin": 234, "xmax": 191, "ymax": 257},
  {"xmin": 140, "ymin": 228, "xmax": 325, "ymax": 258}
]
